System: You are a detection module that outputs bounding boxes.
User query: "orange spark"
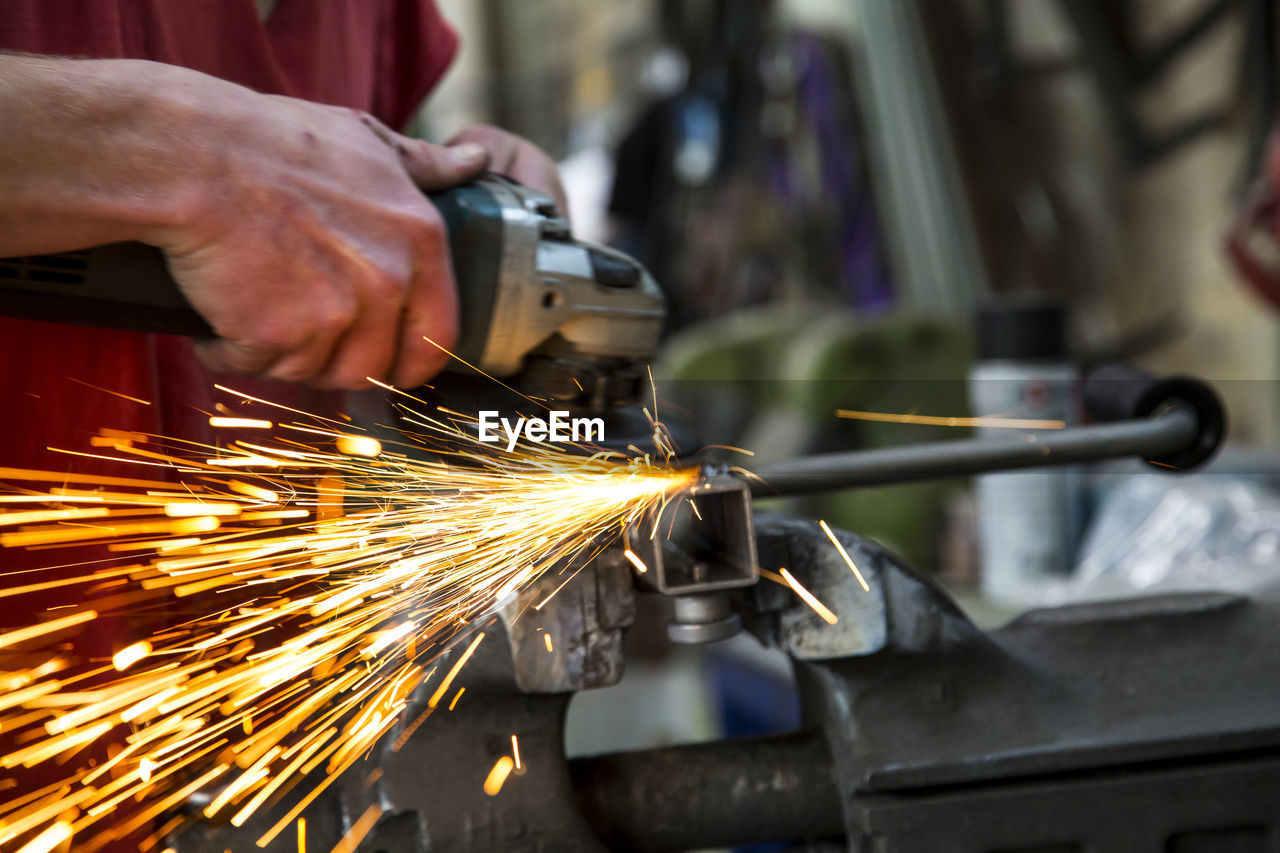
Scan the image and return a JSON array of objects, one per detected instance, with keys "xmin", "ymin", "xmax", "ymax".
[
  {"xmin": 331, "ymin": 804, "xmax": 382, "ymax": 853},
  {"xmin": 836, "ymin": 409, "xmax": 1065, "ymax": 430},
  {"xmin": 14, "ymin": 819, "xmax": 72, "ymax": 853},
  {"xmin": 483, "ymin": 756, "xmax": 515, "ymax": 796},
  {"xmin": 778, "ymin": 568, "xmax": 838, "ymax": 624},
  {"xmin": 111, "ymin": 640, "xmax": 152, "ymax": 671},
  {"xmin": 335, "ymin": 435, "xmax": 382, "ymax": 458},
  {"xmin": 623, "ymin": 548, "xmax": 648, "ymax": 573},
  {"xmin": 428, "ymin": 633, "xmax": 486, "ymax": 709},
  {"xmin": 0, "ymin": 610, "xmax": 97, "ymax": 649},
  {"xmin": 818, "ymin": 520, "xmax": 870, "ymax": 591},
  {"xmin": 67, "ymin": 377, "xmax": 150, "ymax": 406},
  {"xmin": 209, "ymin": 417, "xmax": 272, "ymax": 429}
]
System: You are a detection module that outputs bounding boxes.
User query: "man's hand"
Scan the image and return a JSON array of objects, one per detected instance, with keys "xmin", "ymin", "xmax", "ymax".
[
  {"xmin": 448, "ymin": 124, "xmax": 569, "ymax": 219},
  {"xmin": 0, "ymin": 56, "xmax": 490, "ymax": 389},
  {"xmin": 156, "ymin": 96, "xmax": 491, "ymax": 389}
]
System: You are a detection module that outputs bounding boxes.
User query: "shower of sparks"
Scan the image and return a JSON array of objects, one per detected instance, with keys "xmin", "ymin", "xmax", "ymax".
[
  {"xmin": 835, "ymin": 409, "xmax": 1065, "ymax": 430},
  {"xmin": 511, "ymin": 734, "xmax": 522, "ymax": 771},
  {"xmin": 819, "ymin": 519, "xmax": 870, "ymax": 591},
  {"xmin": 0, "ymin": 389, "xmax": 697, "ymax": 851}
]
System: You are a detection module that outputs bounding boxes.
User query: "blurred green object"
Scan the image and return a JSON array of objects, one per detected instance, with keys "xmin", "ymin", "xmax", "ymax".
[{"xmin": 657, "ymin": 305, "xmax": 972, "ymax": 571}]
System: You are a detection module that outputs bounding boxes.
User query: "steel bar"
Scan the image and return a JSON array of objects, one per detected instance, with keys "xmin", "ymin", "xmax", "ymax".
[
  {"xmin": 569, "ymin": 730, "xmax": 842, "ymax": 852},
  {"xmin": 749, "ymin": 406, "xmax": 1198, "ymax": 497}
]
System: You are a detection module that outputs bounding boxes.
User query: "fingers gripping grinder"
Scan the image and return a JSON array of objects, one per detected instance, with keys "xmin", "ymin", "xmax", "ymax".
[{"xmin": 0, "ymin": 175, "xmax": 666, "ymax": 410}]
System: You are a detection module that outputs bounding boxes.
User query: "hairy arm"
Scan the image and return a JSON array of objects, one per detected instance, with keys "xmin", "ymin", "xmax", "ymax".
[
  {"xmin": 0, "ymin": 54, "xmax": 490, "ymax": 388},
  {"xmin": 0, "ymin": 54, "xmax": 210, "ymax": 254}
]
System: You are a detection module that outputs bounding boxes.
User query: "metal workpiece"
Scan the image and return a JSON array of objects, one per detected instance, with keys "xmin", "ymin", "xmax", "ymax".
[
  {"xmin": 631, "ymin": 475, "xmax": 759, "ymax": 597},
  {"xmin": 627, "ymin": 474, "xmax": 758, "ymax": 643},
  {"xmin": 748, "ymin": 404, "xmax": 1202, "ymax": 496},
  {"xmin": 569, "ymin": 730, "xmax": 843, "ymax": 852}
]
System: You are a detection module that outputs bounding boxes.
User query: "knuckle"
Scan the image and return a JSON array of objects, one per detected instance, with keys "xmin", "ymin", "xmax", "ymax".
[
  {"xmin": 431, "ymin": 319, "xmax": 459, "ymax": 352},
  {"xmin": 250, "ymin": 321, "xmax": 304, "ymax": 354},
  {"xmin": 205, "ymin": 339, "xmax": 274, "ymax": 375},
  {"xmin": 402, "ymin": 137, "xmax": 433, "ymax": 158},
  {"xmin": 321, "ymin": 350, "xmax": 385, "ymax": 389},
  {"xmin": 316, "ymin": 294, "xmax": 358, "ymax": 334},
  {"xmin": 413, "ymin": 310, "xmax": 458, "ymax": 354},
  {"xmin": 365, "ymin": 266, "xmax": 410, "ymax": 303},
  {"xmin": 267, "ymin": 362, "xmax": 315, "ymax": 383},
  {"xmin": 398, "ymin": 350, "xmax": 447, "ymax": 388}
]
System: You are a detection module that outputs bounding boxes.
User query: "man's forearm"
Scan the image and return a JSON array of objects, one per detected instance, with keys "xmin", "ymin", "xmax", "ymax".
[
  {"xmin": 0, "ymin": 55, "xmax": 223, "ymax": 255},
  {"xmin": 0, "ymin": 53, "xmax": 496, "ymax": 388}
]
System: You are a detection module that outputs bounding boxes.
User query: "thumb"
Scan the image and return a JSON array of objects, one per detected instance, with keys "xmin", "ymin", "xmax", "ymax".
[{"xmin": 396, "ymin": 137, "xmax": 490, "ymax": 191}]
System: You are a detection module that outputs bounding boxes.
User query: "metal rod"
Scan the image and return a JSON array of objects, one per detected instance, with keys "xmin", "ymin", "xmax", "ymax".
[
  {"xmin": 749, "ymin": 407, "xmax": 1199, "ymax": 497},
  {"xmin": 569, "ymin": 730, "xmax": 842, "ymax": 852}
]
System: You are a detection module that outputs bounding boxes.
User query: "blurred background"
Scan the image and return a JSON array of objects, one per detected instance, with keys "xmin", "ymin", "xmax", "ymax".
[{"xmin": 415, "ymin": 0, "xmax": 1280, "ymax": 770}]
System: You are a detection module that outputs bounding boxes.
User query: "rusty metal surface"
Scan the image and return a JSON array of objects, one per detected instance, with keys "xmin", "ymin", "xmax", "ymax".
[{"xmin": 502, "ymin": 552, "xmax": 635, "ymax": 694}]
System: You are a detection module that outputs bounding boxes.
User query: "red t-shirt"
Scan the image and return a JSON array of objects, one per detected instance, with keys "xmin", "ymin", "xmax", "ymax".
[{"xmin": 0, "ymin": 0, "xmax": 458, "ymax": 479}]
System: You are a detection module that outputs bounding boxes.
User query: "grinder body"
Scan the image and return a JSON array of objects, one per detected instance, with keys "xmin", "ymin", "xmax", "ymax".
[{"xmin": 0, "ymin": 176, "xmax": 664, "ymax": 406}]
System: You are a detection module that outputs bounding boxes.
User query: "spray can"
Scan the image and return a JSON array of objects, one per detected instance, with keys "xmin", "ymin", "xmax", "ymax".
[{"xmin": 969, "ymin": 298, "xmax": 1081, "ymax": 606}]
